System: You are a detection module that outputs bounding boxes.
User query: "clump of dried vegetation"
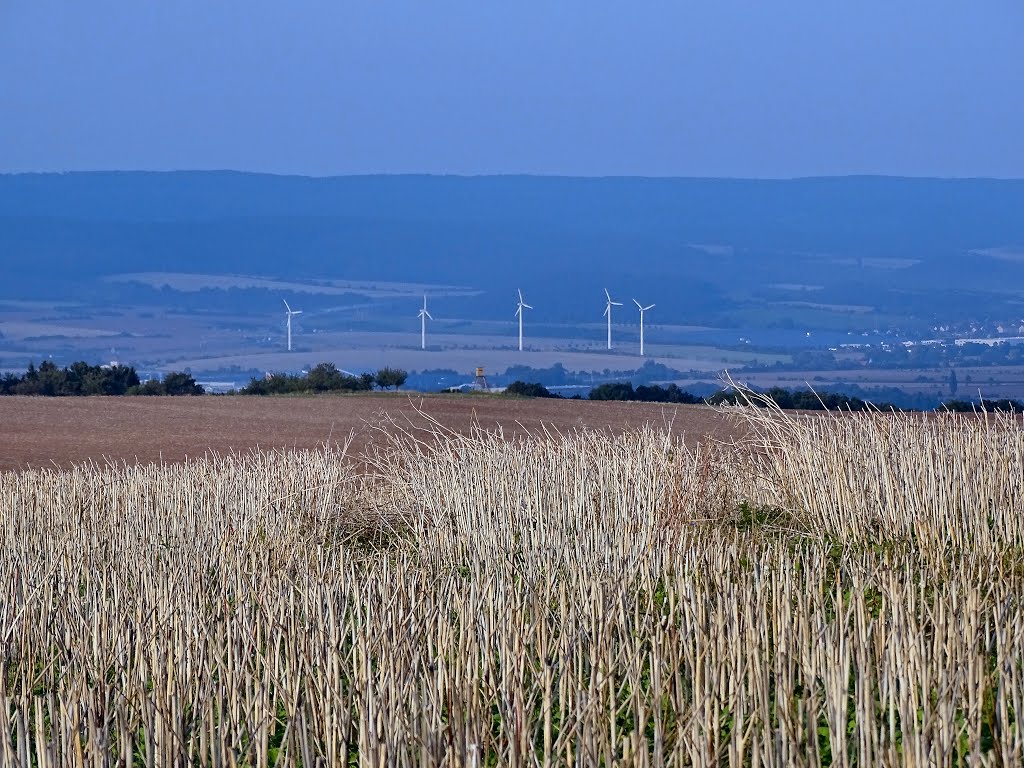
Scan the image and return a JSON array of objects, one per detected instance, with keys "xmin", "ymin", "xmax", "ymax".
[{"xmin": 3, "ymin": 398, "xmax": 1024, "ymax": 766}]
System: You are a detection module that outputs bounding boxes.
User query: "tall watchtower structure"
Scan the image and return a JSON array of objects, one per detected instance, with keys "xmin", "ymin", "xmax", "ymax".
[{"xmin": 473, "ymin": 367, "xmax": 489, "ymax": 390}]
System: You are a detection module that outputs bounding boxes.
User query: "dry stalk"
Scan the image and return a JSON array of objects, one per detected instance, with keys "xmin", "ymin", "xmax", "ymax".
[{"xmin": 1, "ymin": 406, "xmax": 1022, "ymax": 765}]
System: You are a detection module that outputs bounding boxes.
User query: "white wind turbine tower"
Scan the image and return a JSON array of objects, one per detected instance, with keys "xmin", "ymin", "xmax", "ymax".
[
  {"xmin": 417, "ymin": 294, "xmax": 433, "ymax": 350},
  {"xmin": 603, "ymin": 288, "xmax": 623, "ymax": 350},
  {"xmin": 283, "ymin": 300, "xmax": 302, "ymax": 352},
  {"xmin": 633, "ymin": 299, "xmax": 655, "ymax": 356},
  {"xmin": 515, "ymin": 289, "xmax": 533, "ymax": 351}
]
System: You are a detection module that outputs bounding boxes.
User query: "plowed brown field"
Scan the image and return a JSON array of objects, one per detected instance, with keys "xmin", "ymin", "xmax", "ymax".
[{"xmin": 0, "ymin": 394, "xmax": 743, "ymax": 471}]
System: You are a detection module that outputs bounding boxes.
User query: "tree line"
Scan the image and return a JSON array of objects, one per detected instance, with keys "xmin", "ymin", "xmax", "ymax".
[
  {"xmin": 704, "ymin": 386, "xmax": 900, "ymax": 411},
  {"xmin": 239, "ymin": 364, "xmax": 407, "ymax": 395},
  {"xmin": 940, "ymin": 398, "xmax": 1024, "ymax": 413},
  {"xmin": 0, "ymin": 361, "xmax": 409, "ymax": 397},
  {"xmin": 0, "ymin": 361, "xmax": 203, "ymax": 396},
  {"xmin": 505, "ymin": 381, "xmax": 705, "ymax": 403},
  {"xmin": 588, "ymin": 382, "xmax": 703, "ymax": 404},
  {"xmin": 509, "ymin": 380, "xmax": 1023, "ymax": 413},
  {"xmin": 5, "ymin": 360, "xmax": 1021, "ymax": 411}
]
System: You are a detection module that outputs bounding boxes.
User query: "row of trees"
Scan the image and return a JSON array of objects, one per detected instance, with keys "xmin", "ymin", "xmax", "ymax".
[
  {"xmin": 6, "ymin": 361, "xmax": 1019, "ymax": 411},
  {"xmin": 239, "ymin": 364, "xmax": 407, "ymax": 395},
  {"xmin": 940, "ymin": 398, "xmax": 1024, "ymax": 413},
  {"xmin": 503, "ymin": 381, "xmax": 559, "ymax": 398},
  {"xmin": 1, "ymin": 361, "xmax": 408, "ymax": 397},
  {"xmin": 0, "ymin": 361, "xmax": 203, "ymax": 397},
  {"xmin": 510, "ymin": 380, "xmax": 927, "ymax": 412},
  {"xmin": 705, "ymin": 386, "xmax": 900, "ymax": 412},
  {"xmin": 583, "ymin": 381, "xmax": 1022, "ymax": 412},
  {"xmin": 130, "ymin": 372, "xmax": 205, "ymax": 396},
  {"xmin": 588, "ymin": 382, "xmax": 703, "ymax": 404}
]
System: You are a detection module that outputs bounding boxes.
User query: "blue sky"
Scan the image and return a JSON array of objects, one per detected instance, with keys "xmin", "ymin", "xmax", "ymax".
[{"xmin": 1, "ymin": 1, "xmax": 1021, "ymax": 177}]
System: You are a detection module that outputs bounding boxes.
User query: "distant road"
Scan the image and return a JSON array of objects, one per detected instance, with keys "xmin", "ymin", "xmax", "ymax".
[{"xmin": 0, "ymin": 394, "xmax": 741, "ymax": 471}]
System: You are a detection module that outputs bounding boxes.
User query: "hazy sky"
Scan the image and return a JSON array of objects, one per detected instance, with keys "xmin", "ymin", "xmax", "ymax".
[{"xmin": 2, "ymin": 2, "xmax": 1022, "ymax": 177}]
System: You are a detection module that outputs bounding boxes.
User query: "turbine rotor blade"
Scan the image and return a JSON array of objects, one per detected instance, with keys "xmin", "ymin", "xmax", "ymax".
[
  {"xmin": 633, "ymin": 299, "xmax": 643, "ymax": 309},
  {"xmin": 644, "ymin": 304, "xmax": 655, "ymax": 311},
  {"xmin": 522, "ymin": 303, "xmax": 533, "ymax": 310},
  {"xmin": 604, "ymin": 288, "xmax": 611, "ymax": 302},
  {"xmin": 283, "ymin": 300, "xmax": 292, "ymax": 312}
]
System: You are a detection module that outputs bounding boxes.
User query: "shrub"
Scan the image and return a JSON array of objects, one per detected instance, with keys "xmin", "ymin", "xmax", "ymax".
[{"xmin": 504, "ymin": 381, "xmax": 556, "ymax": 398}]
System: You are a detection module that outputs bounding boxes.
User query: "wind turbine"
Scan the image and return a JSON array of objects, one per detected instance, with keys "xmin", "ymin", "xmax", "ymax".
[
  {"xmin": 283, "ymin": 300, "xmax": 302, "ymax": 352},
  {"xmin": 417, "ymin": 294, "xmax": 433, "ymax": 350},
  {"xmin": 603, "ymin": 288, "xmax": 623, "ymax": 350},
  {"xmin": 515, "ymin": 289, "xmax": 533, "ymax": 351},
  {"xmin": 633, "ymin": 299, "xmax": 655, "ymax": 356}
]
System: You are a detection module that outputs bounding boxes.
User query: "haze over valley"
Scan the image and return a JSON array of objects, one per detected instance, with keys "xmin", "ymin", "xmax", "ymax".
[{"xmin": 3, "ymin": 171, "xmax": 1024, "ymax": 400}]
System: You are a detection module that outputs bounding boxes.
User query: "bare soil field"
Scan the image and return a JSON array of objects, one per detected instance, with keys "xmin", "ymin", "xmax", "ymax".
[{"xmin": 0, "ymin": 394, "xmax": 742, "ymax": 471}]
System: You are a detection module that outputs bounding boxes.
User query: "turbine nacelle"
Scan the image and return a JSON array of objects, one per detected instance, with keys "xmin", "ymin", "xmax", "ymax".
[
  {"xmin": 603, "ymin": 288, "xmax": 623, "ymax": 317},
  {"xmin": 515, "ymin": 289, "xmax": 533, "ymax": 316},
  {"xmin": 418, "ymin": 294, "xmax": 432, "ymax": 350},
  {"xmin": 418, "ymin": 294, "xmax": 433, "ymax": 320}
]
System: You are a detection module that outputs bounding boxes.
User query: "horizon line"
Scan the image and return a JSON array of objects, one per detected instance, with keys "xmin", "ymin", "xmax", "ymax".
[{"xmin": 2, "ymin": 169, "xmax": 1024, "ymax": 183}]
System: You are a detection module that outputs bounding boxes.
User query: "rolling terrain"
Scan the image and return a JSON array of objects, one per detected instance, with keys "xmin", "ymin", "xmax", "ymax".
[{"xmin": 3, "ymin": 172, "xmax": 1024, "ymax": 400}]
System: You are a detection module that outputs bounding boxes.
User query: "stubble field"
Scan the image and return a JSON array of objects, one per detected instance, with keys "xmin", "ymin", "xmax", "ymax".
[{"xmin": 3, "ymin": 393, "xmax": 1024, "ymax": 765}]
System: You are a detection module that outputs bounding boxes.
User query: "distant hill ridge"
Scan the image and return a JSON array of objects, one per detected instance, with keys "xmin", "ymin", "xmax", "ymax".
[
  {"xmin": 3, "ymin": 171, "xmax": 1023, "ymax": 228},
  {"xmin": 2, "ymin": 172, "xmax": 1023, "ymax": 322}
]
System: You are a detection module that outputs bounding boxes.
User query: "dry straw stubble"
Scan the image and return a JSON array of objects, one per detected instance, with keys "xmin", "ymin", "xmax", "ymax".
[{"xmin": 2, "ymin": 400, "xmax": 1024, "ymax": 766}]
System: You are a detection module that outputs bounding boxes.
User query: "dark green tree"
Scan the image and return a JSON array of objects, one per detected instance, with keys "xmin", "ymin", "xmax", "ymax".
[
  {"xmin": 0, "ymin": 373, "xmax": 18, "ymax": 395},
  {"xmin": 162, "ymin": 372, "xmax": 204, "ymax": 396},
  {"xmin": 130, "ymin": 380, "xmax": 167, "ymax": 396},
  {"xmin": 34, "ymin": 360, "xmax": 63, "ymax": 396},
  {"xmin": 240, "ymin": 376, "xmax": 270, "ymax": 395},
  {"xmin": 375, "ymin": 367, "xmax": 408, "ymax": 390},
  {"xmin": 307, "ymin": 363, "xmax": 346, "ymax": 392},
  {"xmin": 97, "ymin": 365, "xmax": 140, "ymax": 395},
  {"xmin": 589, "ymin": 382, "xmax": 636, "ymax": 401},
  {"xmin": 504, "ymin": 381, "xmax": 556, "ymax": 398}
]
